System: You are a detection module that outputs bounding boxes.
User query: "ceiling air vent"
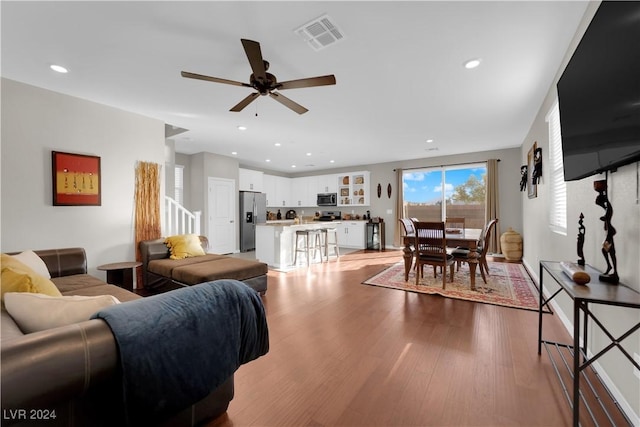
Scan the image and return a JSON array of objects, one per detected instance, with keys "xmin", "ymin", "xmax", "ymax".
[{"xmin": 295, "ymin": 15, "xmax": 345, "ymax": 51}]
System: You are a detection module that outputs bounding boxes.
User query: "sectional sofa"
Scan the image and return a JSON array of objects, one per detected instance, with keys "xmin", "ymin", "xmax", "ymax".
[{"xmin": 1, "ymin": 247, "xmax": 268, "ymax": 426}]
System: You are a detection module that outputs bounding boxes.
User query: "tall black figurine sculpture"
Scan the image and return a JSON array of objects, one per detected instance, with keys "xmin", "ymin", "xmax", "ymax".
[
  {"xmin": 594, "ymin": 180, "xmax": 619, "ymax": 283},
  {"xmin": 577, "ymin": 213, "xmax": 585, "ymax": 266}
]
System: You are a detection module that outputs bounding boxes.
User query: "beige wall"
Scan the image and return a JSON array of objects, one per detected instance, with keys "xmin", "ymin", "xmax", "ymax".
[{"xmin": 1, "ymin": 78, "xmax": 165, "ymax": 277}]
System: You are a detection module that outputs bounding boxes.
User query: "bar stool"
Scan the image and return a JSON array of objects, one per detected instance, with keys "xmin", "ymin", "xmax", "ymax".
[
  {"xmin": 321, "ymin": 227, "xmax": 340, "ymax": 261},
  {"xmin": 293, "ymin": 229, "xmax": 322, "ymax": 266}
]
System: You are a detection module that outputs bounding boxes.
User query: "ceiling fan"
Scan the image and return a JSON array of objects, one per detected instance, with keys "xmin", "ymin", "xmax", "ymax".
[{"xmin": 181, "ymin": 39, "xmax": 336, "ymax": 114}]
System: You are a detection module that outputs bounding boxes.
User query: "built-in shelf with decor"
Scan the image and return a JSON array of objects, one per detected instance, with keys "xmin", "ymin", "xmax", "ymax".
[{"xmin": 337, "ymin": 171, "xmax": 370, "ymax": 206}]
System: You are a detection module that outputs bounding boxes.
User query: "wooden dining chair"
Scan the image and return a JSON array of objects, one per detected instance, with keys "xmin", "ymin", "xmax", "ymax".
[
  {"xmin": 451, "ymin": 218, "xmax": 498, "ymax": 284},
  {"xmin": 399, "ymin": 218, "xmax": 416, "ymax": 237},
  {"xmin": 399, "ymin": 218, "xmax": 418, "ymax": 274},
  {"xmin": 445, "ymin": 217, "xmax": 466, "ymax": 270},
  {"xmin": 413, "ymin": 221, "xmax": 455, "ymax": 289}
]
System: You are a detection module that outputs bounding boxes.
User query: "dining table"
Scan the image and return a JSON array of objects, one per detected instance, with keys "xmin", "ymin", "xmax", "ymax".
[{"xmin": 402, "ymin": 228, "xmax": 482, "ymax": 290}]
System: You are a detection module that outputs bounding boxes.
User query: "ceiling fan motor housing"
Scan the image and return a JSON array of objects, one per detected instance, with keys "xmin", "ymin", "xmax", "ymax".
[{"xmin": 251, "ymin": 72, "xmax": 278, "ymax": 95}]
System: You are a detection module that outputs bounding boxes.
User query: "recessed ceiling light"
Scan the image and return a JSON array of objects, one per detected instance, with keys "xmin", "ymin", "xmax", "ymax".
[
  {"xmin": 50, "ymin": 64, "xmax": 68, "ymax": 73},
  {"xmin": 329, "ymin": 160, "xmax": 335, "ymax": 163},
  {"xmin": 237, "ymin": 125, "xmax": 247, "ymax": 131},
  {"xmin": 231, "ymin": 151, "xmax": 238, "ymax": 155},
  {"xmin": 306, "ymin": 152, "xmax": 312, "ymax": 156},
  {"xmin": 265, "ymin": 159, "xmax": 271, "ymax": 162},
  {"xmin": 274, "ymin": 143, "xmax": 281, "ymax": 147},
  {"xmin": 291, "ymin": 165, "xmax": 297, "ymax": 168},
  {"xmin": 463, "ymin": 58, "xmax": 482, "ymax": 69},
  {"xmin": 426, "ymin": 139, "xmax": 434, "ymax": 143}
]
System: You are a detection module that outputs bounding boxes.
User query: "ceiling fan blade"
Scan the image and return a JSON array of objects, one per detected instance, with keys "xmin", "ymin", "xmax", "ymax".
[
  {"xmin": 181, "ymin": 71, "xmax": 250, "ymax": 88},
  {"xmin": 241, "ymin": 39, "xmax": 267, "ymax": 81},
  {"xmin": 277, "ymin": 75, "xmax": 336, "ymax": 90},
  {"xmin": 230, "ymin": 92, "xmax": 260, "ymax": 112},
  {"xmin": 269, "ymin": 92, "xmax": 308, "ymax": 114}
]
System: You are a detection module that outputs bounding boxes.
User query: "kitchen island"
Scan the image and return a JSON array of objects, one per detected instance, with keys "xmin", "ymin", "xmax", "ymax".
[{"xmin": 256, "ymin": 221, "xmax": 341, "ymax": 271}]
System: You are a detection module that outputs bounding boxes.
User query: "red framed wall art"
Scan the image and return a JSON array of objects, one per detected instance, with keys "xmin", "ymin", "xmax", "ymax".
[{"xmin": 52, "ymin": 151, "xmax": 101, "ymax": 206}]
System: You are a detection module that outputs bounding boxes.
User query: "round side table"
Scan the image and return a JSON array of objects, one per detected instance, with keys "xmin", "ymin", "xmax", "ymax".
[{"xmin": 97, "ymin": 261, "xmax": 142, "ymax": 291}]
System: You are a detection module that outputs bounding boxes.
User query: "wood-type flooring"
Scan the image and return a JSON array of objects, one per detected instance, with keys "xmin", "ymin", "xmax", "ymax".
[{"xmin": 200, "ymin": 249, "xmax": 629, "ymax": 427}]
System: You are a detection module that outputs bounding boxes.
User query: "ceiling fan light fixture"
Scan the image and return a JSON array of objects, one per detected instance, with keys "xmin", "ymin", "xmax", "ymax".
[{"xmin": 463, "ymin": 58, "xmax": 482, "ymax": 69}]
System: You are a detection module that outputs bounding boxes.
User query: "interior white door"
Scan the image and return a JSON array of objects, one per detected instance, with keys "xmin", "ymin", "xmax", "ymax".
[{"xmin": 207, "ymin": 177, "xmax": 236, "ymax": 254}]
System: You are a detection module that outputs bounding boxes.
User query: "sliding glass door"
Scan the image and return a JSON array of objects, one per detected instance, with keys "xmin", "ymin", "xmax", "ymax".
[{"xmin": 403, "ymin": 163, "xmax": 486, "ymax": 230}]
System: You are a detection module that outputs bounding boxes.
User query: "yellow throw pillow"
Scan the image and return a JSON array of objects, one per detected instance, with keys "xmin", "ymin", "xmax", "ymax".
[
  {"xmin": 164, "ymin": 234, "xmax": 206, "ymax": 260},
  {"xmin": 1, "ymin": 254, "xmax": 62, "ymax": 300}
]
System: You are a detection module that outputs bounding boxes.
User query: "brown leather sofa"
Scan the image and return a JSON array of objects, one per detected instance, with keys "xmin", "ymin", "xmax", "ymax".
[
  {"xmin": 1, "ymin": 248, "xmax": 234, "ymax": 427},
  {"xmin": 139, "ymin": 236, "xmax": 268, "ymax": 295}
]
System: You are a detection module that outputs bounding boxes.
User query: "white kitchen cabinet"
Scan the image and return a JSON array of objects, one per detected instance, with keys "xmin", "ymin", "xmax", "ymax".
[
  {"xmin": 337, "ymin": 171, "xmax": 370, "ymax": 207},
  {"xmin": 336, "ymin": 221, "xmax": 366, "ymax": 249},
  {"xmin": 239, "ymin": 168, "xmax": 264, "ymax": 192},
  {"xmin": 291, "ymin": 176, "xmax": 318, "ymax": 207},
  {"xmin": 303, "ymin": 176, "xmax": 318, "ymax": 206},
  {"xmin": 264, "ymin": 175, "xmax": 291, "ymax": 208},
  {"xmin": 316, "ymin": 174, "xmax": 337, "ymax": 194},
  {"xmin": 263, "ymin": 174, "xmax": 276, "ymax": 207}
]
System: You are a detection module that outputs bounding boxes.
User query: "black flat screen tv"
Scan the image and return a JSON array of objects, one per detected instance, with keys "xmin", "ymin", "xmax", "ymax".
[{"xmin": 557, "ymin": 1, "xmax": 640, "ymax": 181}]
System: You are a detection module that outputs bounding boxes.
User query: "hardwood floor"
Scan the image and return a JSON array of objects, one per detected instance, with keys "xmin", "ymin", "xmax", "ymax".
[{"xmin": 202, "ymin": 249, "xmax": 625, "ymax": 427}]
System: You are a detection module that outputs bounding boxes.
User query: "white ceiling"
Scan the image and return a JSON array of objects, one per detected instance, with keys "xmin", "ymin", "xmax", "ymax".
[{"xmin": 1, "ymin": 1, "xmax": 589, "ymax": 173}]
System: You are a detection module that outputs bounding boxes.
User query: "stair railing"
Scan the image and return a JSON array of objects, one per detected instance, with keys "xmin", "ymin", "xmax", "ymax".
[{"xmin": 164, "ymin": 196, "xmax": 201, "ymax": 236}]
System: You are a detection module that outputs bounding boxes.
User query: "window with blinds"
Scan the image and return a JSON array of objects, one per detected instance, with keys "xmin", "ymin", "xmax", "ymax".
[
  {"xmin": 174, "ymin": 165, "xmax": 184, "ymax": 205},
  {"xmin": 546, "ymin": 101, "xmax": 567, "ymax": 235}
]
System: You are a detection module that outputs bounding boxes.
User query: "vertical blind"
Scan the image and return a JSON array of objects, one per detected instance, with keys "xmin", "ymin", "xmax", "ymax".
[{"xmin": 546, "ymin": 100, "xmax": 567, "ymax": 234}]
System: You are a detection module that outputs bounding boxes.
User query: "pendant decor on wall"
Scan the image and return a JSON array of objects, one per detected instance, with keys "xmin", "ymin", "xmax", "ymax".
[
  {"xmin": 377, "ymin": 183, "xmax": 382, "ymax": 198},
  {"xmin": 527, "ymin": 142, "xmax": 538, "ymax": 199},
  {"xmin": 387, "ymin": 183, "xmax": 392, "ymax": 198},
  {"xmin": 519, "ymin": 165, "xmax": 527, "ymax": 192},
  {"xmin": 532, "ymin": 147, "xmax": 543, "ymax": 185}
]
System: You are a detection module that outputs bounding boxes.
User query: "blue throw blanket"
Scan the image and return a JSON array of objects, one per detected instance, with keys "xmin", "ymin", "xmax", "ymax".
[{"xmin": 92, "ymin": 279, "xmax": 269, "ymax": 426}]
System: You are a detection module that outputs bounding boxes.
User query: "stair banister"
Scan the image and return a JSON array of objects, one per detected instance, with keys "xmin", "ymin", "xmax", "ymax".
[{"xmin": 164, "ymin": 196, "xmax": 201, "ymax": 236}]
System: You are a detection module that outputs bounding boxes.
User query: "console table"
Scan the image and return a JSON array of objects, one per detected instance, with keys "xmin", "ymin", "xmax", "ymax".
[{"xmin": 538, "ymin": 261, "xmax": 640, "ymax": 426}]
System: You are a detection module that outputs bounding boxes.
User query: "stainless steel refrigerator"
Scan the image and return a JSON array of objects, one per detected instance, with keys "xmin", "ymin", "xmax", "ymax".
[{"xmin": 239, "ymin": 191, "xmax": 267, "ymax": 252}]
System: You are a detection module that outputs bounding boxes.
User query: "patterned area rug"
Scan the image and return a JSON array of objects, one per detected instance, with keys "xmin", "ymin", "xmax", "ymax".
[{"xmin": 363, "ymin": 261, "xmax": 540, "ymax": 311}]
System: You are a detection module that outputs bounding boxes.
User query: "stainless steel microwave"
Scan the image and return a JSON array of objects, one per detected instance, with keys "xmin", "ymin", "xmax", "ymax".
[{"xmin": 317, "ymin": 193, "xmax": 337, "ymax": 206}]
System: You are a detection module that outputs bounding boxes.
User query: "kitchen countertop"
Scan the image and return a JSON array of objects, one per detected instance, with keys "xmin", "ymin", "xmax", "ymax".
[
  {"xmin": 261, "ymin": 219, "xmax": 370, "ymax": 226},
  {"xmin": 258, "ymin": 221, "xmax": 342, "ymax": 228}
]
